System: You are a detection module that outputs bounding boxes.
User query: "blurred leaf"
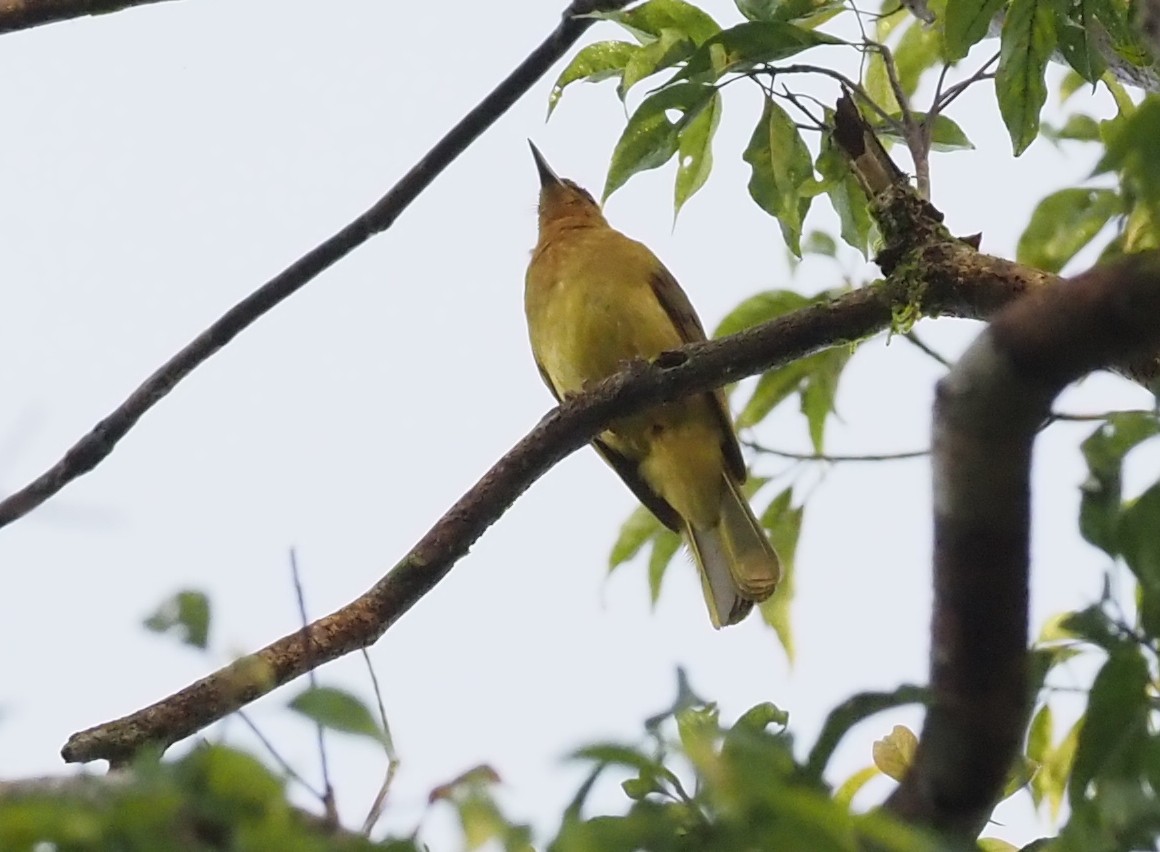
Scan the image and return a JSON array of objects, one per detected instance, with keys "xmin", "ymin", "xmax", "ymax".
[
  {"xmin": 548, "ymin": 41, "xmax": 638, "ymax": 116},
  {"xmin": 674, "ymin": 90, "xmax": 721, "ymax": 214},
  {"xmin": 713, "ymin": 289, "xmax": 811, "ymax": 338},
  {"xmin": 647, "ymin": 529, "xmax": 682, "ymax": 604},
  {"xmin": 1097, "ymin": 96, "xmax": 1160, "ymax": 223},
  {"xmin": 978, "ymin": 840, "xmax": 1020, "ymax": 852},
  {"xmin": 891, "ymin": 14, "xmax": 942, "ymax": 96},
  {"xmin": 834, "ymin": 765, "xmax": 880, "ymax": 807},
  {"xmin": 603, "ymin": 82, "xmax": 713, "ymax": 201},
  {"xmin": 1039, "ymin": 717, "xmax": 1081, "ymax": 820},
  {"xmin": 872, "ymin": 725, "xmax": 918, "ymax": 781},
  {"xmin": 143, "ymin": 589, "xmax": 211, "ymax": 650},
  {"xmin": 597, "ymin": 0, "xmax": 722, "ymax": 45},
  {"xmin": 1027, "ymin": 704, "xmax": 1053, "ymax": 769},
  {"xmin": 572, "ymin": 743, "xmax": 663, "ymax": 775},
  {"xmin": 800, "ymin": 345, "xmax": 852, "ymax": 452},
  {"xmin": 736, "ymin": 0, "xmax": 843, "ymax": 22},
  {"xmin": 609, "ymin": 504, "xmax": 665, "ymax": 570},
  {"xmin": 995, "ymin": 0, "xmax": 1056, "ymax": 156},
  {"xmin": 878, "ymin": 113, "xmax": 976, "ymax": 152},
  {"xmin": 1042, "ymin": 113, "xmax": 1102, "ymax": 142},
  {"xmin": 428, "ymin": 764, "xmax": 503, "ymax": 803},
  {"xmin": 1069, "ymin": 646, "xmax": 1150, "ymax": 808},
  {"xmin": 288, "ymin": 686, "xmax": 391, "ymax": 750},
  {"xmin": 802, "ymin": 230, "xmax": 838, "ymax": 256},
  {"xmin": 1116, "ymin": 480, "xmax": 1160, "ymax": 635},
  {"xmin": 804, "ymin": 686, "xmax": 930, "ymax": 781},
  {"xmin": 1016, "ymin": 188, "xmax": 1121, "ymax": 273},
  {"xmin": 758, "ymin": 488, "xmax": 803, "ymax": 660},
  {"xmin": 944, "ymin": 0, "xmax": 1007, "ymax": 59},
  {"xmin": 676, "ymin": 704, "xmax": 721, "ymax": 769},
  {"xmin": 743, "ymin": 96, "xmax": 816, "ymax": 255},
  {"xmin": 734, "ymin": 701, "xmax": 790, "ymax": 733},
  {"xmin": 1078, "ymin": 412, "xmax": 1160, "ymax": 555},
  {"xmin": 676, "ymin": 21, "xmax": 842, "ymax": 83},
  {"xmin": 618, "ymin": 29, "xmax": 695, "ymax": 99},
  {"xmin": 1002, "ymin": 755, "xmax": 1039, "ymax": 800},
  {"xmin": 1088, "ymin": 0, "xmax": 1154, "ymax": 66}
]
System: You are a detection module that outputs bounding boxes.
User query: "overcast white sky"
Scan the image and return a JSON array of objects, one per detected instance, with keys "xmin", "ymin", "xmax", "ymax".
[{"xmin": 0, "ymin": 1, "xmax": 1154, "ymax": 847}]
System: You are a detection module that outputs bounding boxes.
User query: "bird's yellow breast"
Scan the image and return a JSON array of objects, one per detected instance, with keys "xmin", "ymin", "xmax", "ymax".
[{"xmin": 525, "ymin": 226, "xmax": 684, "ymax": 397}]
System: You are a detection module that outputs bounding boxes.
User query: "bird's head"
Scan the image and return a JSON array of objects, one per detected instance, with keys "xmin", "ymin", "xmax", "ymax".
[{"xmin": 528, "ymin": 141, "xmax": 606, "ymax": 231}]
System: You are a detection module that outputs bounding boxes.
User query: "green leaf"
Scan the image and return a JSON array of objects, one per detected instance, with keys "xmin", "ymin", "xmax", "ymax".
[
  {"xmin": 674, "ymin": 90, "xmax": 721, "ymax": 215},
  {"xmin": 733, "ymin": 701, "xmax": 790, "ymax": 733},
  {"xmin": 1078, "ymin": 412, "xmax": 1160, "ymax": 555},
  {"xmin": 758, "ymin": 487, "xmax": 803, "ymax": 660},
  {"xmin": 995, "ymin": 0, "xmax": 1056, "ymax": 156},
  {"xmin": 1016, "ymin": 188, "xmax": 1121, "ymax": 273},
  {"xmin": 618, "ymin": 29, "xmax": 695, "ymax": 100},
  {"xmin": 891, "ymin": 13, "xmax": 942, "ymax": 96},
  {"xmin": 713, "ymin": 290, "xmax": 811, "ymax": 338},
  {"xmin": 143, "ymin": 589, "xmax": 211, "ymax": 650},
  {"xmin": 816, "ymin": 137, "xmax": 874, "ymax": 255},
  {"xmin": 647, "ymin": 529, "xmax": 682, "ymax": 604},
  {"xmin": 609, "ymin": 504, "xmax": 665, "ymax": 569},
  {"xmin": 743, "ymin": 96, "xmax": 816, "ymax": 255},
  {"xmin": 802, "ymin": 230, "xmax": 837, "ymax": 256},
  {"xmin": 1097, "ymin": 96, "xmax": 1160, "ymax": 224},
  {"xmin": 1117, "ymin": 480, "xmax": 1160, "ymax": 636},
  {"xmin": 1056, "ymin": 22, "xmax": 1107, "ymax": 84},
  {"xmin": 548, "ymin": 41, "xmax": 639, "ymax": 116},
  {"xmin": 1039, "ymin": 716, "xmax": 1081, "ymax": 819},
  {"xmin": 1042, "ymin": 113, "xmax": 1102, "ymax": 142},
  {"xmin": 872, "ymin": 725, "xmax": 918, "ymax": 781},
  {"xmin": 735, "ymin": 0, "xmax": 844, "ymax": 24},
  {"xmin": 288, "ymin": 686, "xmax": 392, "ymax": 750},
  {"xmin": 834, "ymin": 765, "xmax": 880, "ymax": 808},
  {"xmin": 800, "ymin": 345, "xmax": 852, "ymax": 452},
  {"xmin": 738, "ymin": 359, "xmax": 813, "ymax": 426},
  {"xmin": 804, "ymin": 684, "xmax": 929, "ymax": 780},
  {"xmin": 1087, "ymin": 0, "xmax": 1154, "ymax": 67},
  {"xmin": 595, "ymin": 0, "xmax": 721, "ymax": 46},
  {"xmin": 603, "ymin": 83, "xmax": 713, "ymax": 201},
  {"xmin": 1068, "ymin": 646, "xmax": 1151, "ymax": 807},
  {"xmin": 878, "ymin": 113, "xmax": 976, "ymax": 152},
  {"xmin": 572, "ymin": 743, "xmax": 664, "ymax": 775},
  {"xmin": 676, "ymin": 21, "xmax": 843, "ymax": 83},
  {"xmin": 944, "ymin": 0, "xmax": 1007, "ymax": 60}
]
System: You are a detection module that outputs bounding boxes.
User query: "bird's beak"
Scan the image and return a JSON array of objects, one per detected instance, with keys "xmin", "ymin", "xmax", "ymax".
[{"xmin": 528, "ymin": 141, "xmax": 562, "ymax": 188}]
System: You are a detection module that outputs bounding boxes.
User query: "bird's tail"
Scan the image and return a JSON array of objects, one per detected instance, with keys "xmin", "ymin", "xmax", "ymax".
[{"xmin": 686, "ymin": 477, "xmax": 781, "ymax": 629}]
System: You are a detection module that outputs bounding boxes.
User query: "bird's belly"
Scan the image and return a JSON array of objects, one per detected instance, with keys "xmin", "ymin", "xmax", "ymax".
[{"xmin": 533, "ymin": 279, "xmax": 681, "ymax": 395}]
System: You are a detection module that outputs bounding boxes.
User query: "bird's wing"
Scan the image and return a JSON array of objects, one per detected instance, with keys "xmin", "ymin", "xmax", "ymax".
[
  {"xmin": 648, "ymin": 266, "xmax": 747, "ymax": 483},
  {"xmin": 535, "ymin": 358, "xmax": 683, "ymax": 532}
]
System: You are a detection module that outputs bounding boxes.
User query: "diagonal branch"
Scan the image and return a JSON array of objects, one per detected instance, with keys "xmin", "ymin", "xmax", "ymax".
[
  {"xmin": 886, "ymin": 250, "xmax": 1160, "ymax": 839},
  {"xmin": 0, "ymin": 0, "xmax": 175, "ymax": 33},
  {"xmin": 0, "ymin": 0, "xmax": 629, "ymax": 532},
  {"xmin": 59, "ymin": 251, "xmax": 1137, "ymax": 766}
]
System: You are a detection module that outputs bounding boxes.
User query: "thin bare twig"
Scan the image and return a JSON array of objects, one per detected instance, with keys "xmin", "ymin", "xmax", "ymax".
[
  {"xmin": 0, "ymin": 0, "xmax": 628, "ymax": 533},
  {"xmin": 235, "ymin": 710, "xmax": 325, "ymax": 801},
  {"xmin": 291, "ymin": 549, "xmax": 338, "ymax": 828},
  {"xmin": 933, "ymin": 52, "xmax": 1001, "ymax": 115},
  {"xmin": 744, "ymin": 440, "xmax": 929, "ymax": 462},
  {"xmin": 903, "ymin": 330, "xmax": 953, "ymax": 368},
  {"xmin": 360, "ymin": 647, "xmax": 399, "ymax": 836}
]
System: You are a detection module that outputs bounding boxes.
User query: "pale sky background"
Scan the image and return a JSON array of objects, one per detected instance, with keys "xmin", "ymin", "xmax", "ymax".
[{"xmin": 0, "ymin": 1, "xmax": 1155, "ymax": 848}]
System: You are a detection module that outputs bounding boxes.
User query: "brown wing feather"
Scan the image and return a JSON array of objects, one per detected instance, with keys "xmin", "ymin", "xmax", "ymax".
[
  {"xmin": 648, "ymin": 266, "xmax": 747, "ymax": 483},
  {"xmin": 535, "ymin": 358, "xmax": 682, "ymax": 532}
]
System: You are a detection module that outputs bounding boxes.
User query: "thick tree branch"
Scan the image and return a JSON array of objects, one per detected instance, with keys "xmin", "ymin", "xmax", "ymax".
[
  {"xmin": 885, "ymin": 251, "xmax": 1160, "ymax": 839},
  {"xmin": 59, "ymin": 249, "xmax": 1137, "ymax": 765},
  {"xmin": 0, "ymin": 0, "xmax": 174, "ymax": 32},
  {"xmin": 0, "ymin": 0, "xmax": 629, "ymax": 532}
]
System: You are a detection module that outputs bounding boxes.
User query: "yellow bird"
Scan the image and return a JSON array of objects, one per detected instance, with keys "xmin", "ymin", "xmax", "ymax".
[{"xmin": 524, "ymin": 143, "xmax": 780, "ymax": 628}]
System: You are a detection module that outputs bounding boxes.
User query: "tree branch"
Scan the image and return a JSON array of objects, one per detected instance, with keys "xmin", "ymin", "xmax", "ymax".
[
  {"xmin": 58, "ymin": 248, "xmax": 1119, "ymax": 765},
  {"xmin": 0, "ymin": 0, "xmax": 629, "ymax": 532},
  {"xmin": 885, "ymin": 250, "xmax": 1160, "ymax": 839},
  {"xmin": 0, "ymin": 0, "xmax": 175, "ymax": 33}
]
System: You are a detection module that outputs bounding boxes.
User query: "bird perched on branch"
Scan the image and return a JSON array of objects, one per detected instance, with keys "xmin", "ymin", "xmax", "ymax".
[{"xmin": 523, "ymin": 142, "xmax": 780, "ymax": 628}]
